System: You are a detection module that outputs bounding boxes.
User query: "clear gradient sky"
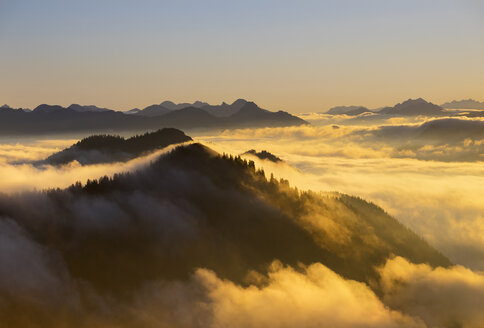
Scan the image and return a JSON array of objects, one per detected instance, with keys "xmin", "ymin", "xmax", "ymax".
[{"xmin": 1, "ymin": 0, "xmax": 483, "ymax": 113}]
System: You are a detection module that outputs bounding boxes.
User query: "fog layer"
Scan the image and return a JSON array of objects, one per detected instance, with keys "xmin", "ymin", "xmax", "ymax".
[{"xmin": 197, "ymin": 119, "xmax": 484, "ymax": 270}]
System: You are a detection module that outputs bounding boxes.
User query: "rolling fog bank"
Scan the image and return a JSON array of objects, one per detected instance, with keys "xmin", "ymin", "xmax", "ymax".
[
  {"xmin": 1, "ymin": 143, "xmax": 482, "ymax": 328},
  {"xmin": 197, "ymin": 119, "xmax": 484, "ymax": 270}
]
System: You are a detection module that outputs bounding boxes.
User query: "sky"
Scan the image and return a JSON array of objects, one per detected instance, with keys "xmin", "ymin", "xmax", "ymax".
[{"xmin": 1, "ymin": 0, "xmax": 483, "ymax": 113}]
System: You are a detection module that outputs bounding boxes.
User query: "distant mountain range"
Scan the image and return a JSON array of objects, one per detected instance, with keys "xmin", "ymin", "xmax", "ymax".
[
  {"xmin": 326, "ymin": 98, "xmax": 450, "ymax": 117},
  {"xmin": 132, "ymin": 99, "xmax": 260, "ymax": 118},
  {"xmin": 356, "ymin": 118, "xmax": 484, "ymax": 162},
  {"xmin": 67, "ymin": 104, "xmax": 113, "ymax": 113},
  {"xmin": 441, "ymin": 99, "xmax": 484, "ymax": 110},
  {"xmin": 363, "ymin": 118, "xmax": 484, "ymax": 143},
  {"xmin": 1, "ymin": 104, "xmax": 31, "ymax": 112},
  {"xmin": 377, "ymin": 98, "xmax": 445, "ymax": 116},
  {"xmin": 325, "ymin": 106, "xmax": 371, "ymax": 116},
  {"xmin": 0, "ymin": 99, "xmax": 306, "ymax": 136},
  {"xmin": 36, "ymin": 128, "xmax": 191, "ymax": 166}
]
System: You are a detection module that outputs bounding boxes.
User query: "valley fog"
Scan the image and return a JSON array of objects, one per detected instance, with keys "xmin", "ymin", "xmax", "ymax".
[
  {"xmin": 1, "ymin": 117, "xmax": 483, "ymax": 271},
  {"xmin": 0, "ymin": 118, "xmax": 483, "ymax": 327},
  {"xmin": 196, "ymin": 118, "xmax": 484, "ymax": 271}
]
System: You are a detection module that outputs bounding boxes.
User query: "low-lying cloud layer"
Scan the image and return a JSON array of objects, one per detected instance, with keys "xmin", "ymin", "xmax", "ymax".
[
  {"xmin": 1, "ymin": 211, "xmax": 482, "ymax": 328},
  {"xmin": 1, "ymin": 122, "xmax": 483, "ymax": 271},
  {"xmin": 379, "ymin": 256, "xmax": 484, "ymax": 328},
  {"xmin": 0, "ymin": 139, "xmax": 75, "ymax": 162},
  {"xmin": 2, "ymin": 122, "xmax": 482, "ymax": 270},
  {"xmin": 207, "ymin": 117, "xmax": 484, "ymax": 161},
  {"xmin": 0, "ymin": 140, "xmax": 482, "ymax": 327},
  {"xmin": 134, "ymin": 257, "xmax": 484, "ymax": 328},
  {"xmin": 132, "ymin": 261, "xmax": 424, "ymax": 328},
  {"xmin": 197, "ymin": 119, "xmax": 484, "ymax": 270},
  {"xmin": 0, "ymin": 142, "xmax": 189, "ymax": 192}
]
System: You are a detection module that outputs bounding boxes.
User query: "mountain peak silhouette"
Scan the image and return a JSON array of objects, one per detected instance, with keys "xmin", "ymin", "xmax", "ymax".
[
  {"xmin": 160, "ymin": 101, "xmax": 177, "ymax": 109},
  {"xmin": 378, "ymin": 98, "xmax": 443, "ymax": 116},
  {"xmin": 33, "ymin": 104, "xmax": 68, "ymax": 113},
  {"xmin": 193, "ymin": 100, "xmax": 209, "ymax": 107},
  {"xmin": 231, "ymin": 98, "xmax": 248, "ymax": 107},
  {"xmin": 68, "ymin": 104, "xmax": 112, "ymax": 113},
  {"xmin": 39, "ymin": 128, "xmax": 192, "ymax": 165},
  {"xmin": 234, "ymin": 102, "xmax": 263, "ymax": 114},
  {"xmin": 326, "ymin": 106, "xmax": 370, "ymax": 115},
  {"xmin": 399, "ymin": 98, "xmax": 429, "ymax": 106},
  {"xmin": 158, "ymin": 100, "xmax": 209, "ymax": 110}
]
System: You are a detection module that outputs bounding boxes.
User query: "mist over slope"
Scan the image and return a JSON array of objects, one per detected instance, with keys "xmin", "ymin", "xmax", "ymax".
[
  {"xmin": 198, "ymin": 120, "xmax": 484, "ymax": 274},
  {"xmin": 36, "ymin": 128, "xmax": 192, "ymax": 166},
  {"xmin": 0, "ymin": 143, "xmax": 454, "ymax": 327}
]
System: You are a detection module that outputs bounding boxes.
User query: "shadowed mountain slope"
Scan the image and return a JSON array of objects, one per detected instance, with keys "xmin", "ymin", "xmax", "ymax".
[
  {"xmin": 37, "ymin": 128, "xmax": 192, "ymax": 165},
  {"xmin": 228, "ymin": 102, "xmax": 307, "ymax": 127},
  {"xmin": 0, "ymin": 143, "xmax": 451, "ymax": 326}
]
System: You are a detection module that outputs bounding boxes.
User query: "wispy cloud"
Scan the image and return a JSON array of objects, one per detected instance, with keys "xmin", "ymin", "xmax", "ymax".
[{"xmin": 0, "ymin": 143, "xmax": 187, "ymax": 192}]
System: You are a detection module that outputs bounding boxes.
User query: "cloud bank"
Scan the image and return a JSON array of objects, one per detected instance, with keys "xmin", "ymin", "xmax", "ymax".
[
  {"xmin": 379, "ymin": 256, "xmax": 484, "ymax": 328},
  {"xmin": 131, "ymin": 261, "xmax": 424, "ymax": 328},
  {"xmin": 0, "ymin": 143, "xmax": 188, "ymax": 192},
  {"xmin": 196, "ymin": 121, "xmax": 484, "ymax": 270},
  {"xmin": 0, "ymin": 142, "xmax": 482, "ymax": 327}
]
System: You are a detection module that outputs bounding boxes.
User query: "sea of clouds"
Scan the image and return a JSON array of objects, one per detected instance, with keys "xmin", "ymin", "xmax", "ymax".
[{"xmin": 0, "ymin": 116, "xmax": 483, "ymax": 327}]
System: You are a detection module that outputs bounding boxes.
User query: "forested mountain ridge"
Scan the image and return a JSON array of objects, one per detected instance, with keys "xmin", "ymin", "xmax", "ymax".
[
  {"xmin": 0, "ymin": 143, "xmax": 450, "ymax": 326},
  {"xmin": 37, "ymin": 128, "xmax": 192, "ymax": 165}
]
